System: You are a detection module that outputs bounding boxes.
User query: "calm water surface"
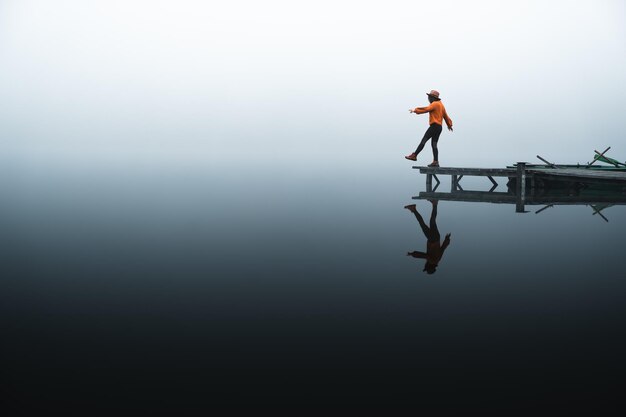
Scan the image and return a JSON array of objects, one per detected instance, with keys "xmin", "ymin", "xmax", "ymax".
[{"xmin": 2, "ymin": 151, "xmax": 626, "ymax": 415}]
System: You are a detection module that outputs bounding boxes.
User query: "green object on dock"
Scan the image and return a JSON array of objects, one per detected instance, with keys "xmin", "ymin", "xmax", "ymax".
[
  {"xmin": 593, "ymin": 153, "xmax": 626, "ymax": 167},
  {"xmin": 507, "ymin": 149, "xmax": 626, "ymax": 171},
  {"xmin": 507, "ymin": 163, "xmax": 626, "ymax": 171}
]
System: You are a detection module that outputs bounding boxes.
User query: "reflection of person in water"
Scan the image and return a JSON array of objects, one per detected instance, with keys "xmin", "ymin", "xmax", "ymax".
[{"xmin": 405, "ymin": 200, "xmax": 451, "ymax": 274}]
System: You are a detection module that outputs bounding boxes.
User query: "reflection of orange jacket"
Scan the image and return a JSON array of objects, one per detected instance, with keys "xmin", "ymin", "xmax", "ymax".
[
  {"xmin": 413, "ymin": 101, "xmax": 453, "ymax": 128},
  {"xmin": 411, "ymin": 242, "xmax": 445, "ymax": 266},
  {"xmin": 426, "ymin": 241, "xmax": 444, "ymax": 265},
  {"xmin": 408, "ymin": 235, "xmax": 451, "ymax": 267}
]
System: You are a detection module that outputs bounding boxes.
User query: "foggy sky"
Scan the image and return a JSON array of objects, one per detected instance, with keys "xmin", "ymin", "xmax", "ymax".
[{"xmin": 1, "ymin": 0, "xmax": 625, "ymax": 166}]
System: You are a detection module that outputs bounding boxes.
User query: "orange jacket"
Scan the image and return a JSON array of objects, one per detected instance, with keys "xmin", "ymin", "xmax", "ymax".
[{"xmin": 413, "ymin": 101, "xmax": 453, "ymax": 128}]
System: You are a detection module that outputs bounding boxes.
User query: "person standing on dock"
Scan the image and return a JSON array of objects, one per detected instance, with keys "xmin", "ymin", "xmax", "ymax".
[{"xmin": 405, "ymin": 90, "xmax": 453, "ymax": 167}]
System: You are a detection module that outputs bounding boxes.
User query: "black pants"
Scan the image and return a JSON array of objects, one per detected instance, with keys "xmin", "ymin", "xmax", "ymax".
[
  {"xmin": 415, "ymin": 123, "xmax": 443, "ymax": 160},
  {"xmin": 411, "ymin": 203, "xmax": 440, "ymax": 243}
]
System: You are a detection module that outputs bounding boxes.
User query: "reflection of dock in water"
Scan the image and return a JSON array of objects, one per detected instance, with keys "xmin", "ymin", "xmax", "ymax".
[
  {"xmin": 411, "ymin": 164, "xmax": 626, "ymax": 218},
  {"xmin": 415, "ymin": 190, "xmax": 626, "ymax": 205}
]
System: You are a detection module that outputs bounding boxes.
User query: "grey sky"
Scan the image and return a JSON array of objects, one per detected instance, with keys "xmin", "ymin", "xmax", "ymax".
[{"xmin": 1, "ymin": 0, "xmax": 625, "ymax": 165}]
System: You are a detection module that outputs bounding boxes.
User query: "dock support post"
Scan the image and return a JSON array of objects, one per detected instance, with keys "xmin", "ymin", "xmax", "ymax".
[
  {"xmin": 516, "ymin": 162, "xmax": 527, "ymax": 213},
  {"xmin": 426, "ymin": 174, "xmax": 433, "ymax": 192},
  {"xmin": 451, "ymin": 175, "xmax": 457, "ymax": 192},
  {"xmin": 432, "ymin": 175, "xmax": 441, "ymax": 192}
]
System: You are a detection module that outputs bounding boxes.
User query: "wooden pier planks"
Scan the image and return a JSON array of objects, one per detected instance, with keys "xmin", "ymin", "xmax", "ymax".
[{"xmin": 414, "ymin": 166, "xmax": 516, "ymax": 177}]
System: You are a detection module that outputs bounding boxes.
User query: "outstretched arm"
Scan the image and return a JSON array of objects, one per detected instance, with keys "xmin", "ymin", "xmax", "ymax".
[
  {"xmin": 409, "ymin": 103, "xmax": 435, "ymax": 114},
  {"xmin": 407, "ymin": 251, "xmax": 427, "ymax": 259}
]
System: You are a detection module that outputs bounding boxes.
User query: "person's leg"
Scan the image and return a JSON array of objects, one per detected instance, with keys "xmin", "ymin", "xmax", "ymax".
[
  {"xmin": 430, "ymin": 124, "xmax": 443, "ymax": 162},
  {"xmin": 414, "ymin": 125, "xmax": 437, "ymax": 155},
  {"xmin": 414, "ymin": 134, "xmax": 431, "ymax": 155},
  {"xmin": 428, "ymin": 201, "xmax": 441, "ymax": 242},
  {"xmin": 412, "ymin": 209, "xmax": 431, "ymax": 239}
]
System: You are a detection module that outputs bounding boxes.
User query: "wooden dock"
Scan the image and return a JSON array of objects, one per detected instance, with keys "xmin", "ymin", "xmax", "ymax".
[
  {"xmin": 415, "ymin": 165, "xmax": 626, "ymax": 190},
  {"xmin": 412, "ymin": 163, "xmax": 626, "ymax": 213}
]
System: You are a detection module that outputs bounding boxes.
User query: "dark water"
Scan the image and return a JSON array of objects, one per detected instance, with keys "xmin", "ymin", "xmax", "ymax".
[{"xmin": 2, "ymin": 152, "xmax": 626, "ymax": 415}]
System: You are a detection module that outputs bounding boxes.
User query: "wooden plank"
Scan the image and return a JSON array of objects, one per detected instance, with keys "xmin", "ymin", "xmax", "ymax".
[
  {"xmin": 414, "ymin": 165, "xmax": 626, "ymax": 177},
  {"xmin": 412, "ymin": 165, "xmax": 626, "ymax": 185},
  {"xmin": 588, "ymin": 146, "xmax": 611, "ymax": 167},
  {"xmin": 413, "ymin": 167, "xmax": 626, "ymax": 181},
  {"xmin": 414, "ymin": 191, "xmax": 516, "ymax": 204},
  {"xmin": 536, "ymin": 155, "xmax": 557, "ymax": 168},
  {"xmin": 528, "ymin": 168, "xmax": 626, "ymax": 183},
  {"xmin": 591, "ymin": 205, "xmax": 610, "ymax": 222},
  {"xmin": 516, "ymin": 162, "xmax": 527, "ymax": 213},
  {"xmin": 509, "ymin": 164, "xmax": 625, "ymax": 170},
  {"xmin": 529, "ymin": 168, "xmax": 626, "ymax": 178},
  {"xmin": 526, "ymin": 196, "xmax": 626, "ymax": 204},
  {"xmin": 414, "ymin": 166, "xmax": 517, "ymax": 176}
]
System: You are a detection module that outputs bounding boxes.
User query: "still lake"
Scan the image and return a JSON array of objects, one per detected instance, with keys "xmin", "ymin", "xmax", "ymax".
[{"xmin": 2, "ymin": 150, "xmax": 626, "ymax": 415}]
